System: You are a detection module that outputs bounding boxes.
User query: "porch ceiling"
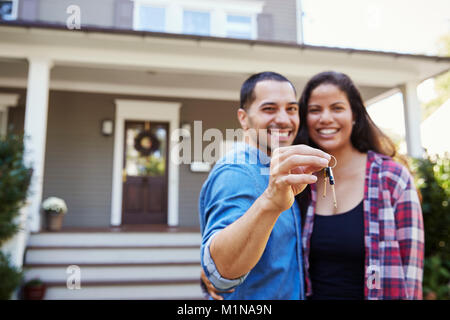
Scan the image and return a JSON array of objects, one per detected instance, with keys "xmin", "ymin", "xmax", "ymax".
[
  {"xmin": 0, "ymin": 58, "xmax": 389, "ymax": 103},
  {"xmin": 0, "ymin": 24, "xmax": 449, "ymax": 103}
]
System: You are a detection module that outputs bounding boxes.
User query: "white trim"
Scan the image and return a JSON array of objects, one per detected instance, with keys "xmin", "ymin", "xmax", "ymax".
[
  {"xmin": 112, "ymin": 99, "xmax": 181, "ymax": 227},
  {"xmin": 0, "ymin": 77, "xmax": 238, "ymax": 101},
  {"xmin": 0, "ymin": 26, "xmax": 444, "ymax": 88}
]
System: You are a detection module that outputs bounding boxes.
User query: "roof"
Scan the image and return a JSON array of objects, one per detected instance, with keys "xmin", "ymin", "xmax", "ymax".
[
  {"xmin": 0, "ymin": 20, "xmax": 449, "ymax": 102},
  {"xmin": 1, "ymin": 20, "xmax": 450, "ymax": 65}
]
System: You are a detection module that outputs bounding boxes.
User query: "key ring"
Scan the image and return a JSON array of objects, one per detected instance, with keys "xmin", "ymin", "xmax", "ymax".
[{"xmin": 329, "ymin": 155, "xmax": 337, "ymax": 169}]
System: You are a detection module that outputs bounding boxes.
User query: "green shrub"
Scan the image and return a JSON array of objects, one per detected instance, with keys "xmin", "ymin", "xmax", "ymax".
[
  {"xmin": 0, "ymin": 252, "xmax": 23, "ymax": 300},
  {"xmin": 412, "ymin": 153, "xmax": 450, "ymax": 299},
  {"xmin": 0, "ymin": 134, "xmax": 32, "ymax": 245},
  {"xmin": 423, "ymin": 254, "xmax": 450, "ymax": 299},
  {"xmin": 0, "ymin": 133, "xmax": 31, "ymax": 299}
]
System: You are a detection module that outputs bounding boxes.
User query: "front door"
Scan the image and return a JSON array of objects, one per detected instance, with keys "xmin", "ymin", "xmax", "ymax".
[{"xmin": 122, "ymin": 121, "xmax": 169, "ymax": 224}]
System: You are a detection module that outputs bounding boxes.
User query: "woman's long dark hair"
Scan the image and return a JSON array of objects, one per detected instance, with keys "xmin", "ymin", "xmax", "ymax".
[{"xmin": 294, "ymin": 71, "xmax": 399, "ymax": 226}]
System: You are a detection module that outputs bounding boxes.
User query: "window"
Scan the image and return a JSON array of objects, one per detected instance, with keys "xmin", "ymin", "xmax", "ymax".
[
  {"xmin": 135, "ymin": 5, "xmax": 165, "ymax": 32},
  {"xmin": 183, "ymin": 10, "xmax": 210, "ymax": 36},
  {"xmin": 226, "ymin": 14, "xmax": 253, "ymax": 39},
  {"xmin": 0, "ymin": 0, "xmax": 18, "ymax": 21}
]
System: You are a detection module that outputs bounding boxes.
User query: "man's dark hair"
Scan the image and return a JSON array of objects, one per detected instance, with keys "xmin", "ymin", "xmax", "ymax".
[{"xmin": 240, "ymin": 72, "xmax": 296, "ymax": 109}]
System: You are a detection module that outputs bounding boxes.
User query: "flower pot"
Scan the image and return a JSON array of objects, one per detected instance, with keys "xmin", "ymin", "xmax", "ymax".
[
  {"xmin": 23, "ymin": 284, "xmax": 46, "ymax": 300},
  {"xmin": 46, "ymin": 211, "xmax": 64, "ymax": 232}
]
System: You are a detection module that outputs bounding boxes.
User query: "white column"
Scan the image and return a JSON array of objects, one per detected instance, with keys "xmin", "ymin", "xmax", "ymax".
[
  {"xmin": 400, "ymin": 81, "xmax": 424, "ymax": 159},
  {"xmin": 24, "ymin": 57, "xmax": 53, "ymax": 232},
  {"xmin": 0, "ymin": 93, "xmax": 19, "ymax": 137}
]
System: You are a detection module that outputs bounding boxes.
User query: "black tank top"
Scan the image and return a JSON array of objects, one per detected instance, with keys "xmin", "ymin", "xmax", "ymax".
[{"xmin": 309, "ymin": 200, "xmax": 365, "ymax": 300}]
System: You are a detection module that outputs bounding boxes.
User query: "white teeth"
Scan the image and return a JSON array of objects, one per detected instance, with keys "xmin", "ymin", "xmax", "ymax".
[
  {"xmin": 270, "ymin": 131, "xmax": 290, "ymax": 137},
  {"xmin": 319, "ymin": 129, "xmax": 338, "ymax": 134}
]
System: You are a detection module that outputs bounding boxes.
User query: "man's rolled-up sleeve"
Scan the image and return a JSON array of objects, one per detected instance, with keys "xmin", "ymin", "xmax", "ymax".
[
  {"xmin": 199, "ymin": 164, "xmax": 260, "ymax": 291},
  {"xmin": 202, "ymin": 231, "xmax": 248, "ymax": 290}
]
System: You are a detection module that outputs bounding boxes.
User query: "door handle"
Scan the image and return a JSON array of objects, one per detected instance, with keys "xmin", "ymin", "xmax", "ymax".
[{"xmin": 122, "ymin": 168, "xmax": 127, "ymax": 183}]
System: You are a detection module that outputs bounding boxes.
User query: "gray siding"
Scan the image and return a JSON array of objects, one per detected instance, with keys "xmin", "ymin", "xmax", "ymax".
[
  {"xmin": 43, "ymin": 91, "xmax": 115, "ymax": 228},
  {"xmin": 18, "ymin": 0, "xmax": 40, "ymax": 21},
  {"xmin": 114, "ymin": 0, "xmax": 134, "ymax": 29},
  {"xmin": 33, "ymin": 0, "xmax": 299, "ymax": 44},
  {"xmin": 38, "ymin": 0, "xmax": 116, "ymax": 28},
  {"xmin": 178, "ymin": 99, "xmax": 241, "ymax": 227},
  {"xmin": 259, "ymin": 0, "xmax": 298, "ymax": 43},
  {"xmin": 6, "ymin": 88, "xmax": 239, "ymax": 228}
]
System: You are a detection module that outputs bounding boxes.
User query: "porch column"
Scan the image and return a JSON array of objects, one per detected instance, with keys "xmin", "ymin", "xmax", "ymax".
[
  {"xmin": 24, "ymin": 57, "xmax": 53, "ymax": 232},
  {"xmin": 400, "ymin": 81, "xmax": 424, "ymax": 159},
  {"xmin": 0, "ymin": 93, "xmax": 19, "ymax": 137}
]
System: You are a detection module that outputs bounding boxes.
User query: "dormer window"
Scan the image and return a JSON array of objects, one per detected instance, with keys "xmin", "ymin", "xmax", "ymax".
[{"xmin": 133, "ymin": 0, "xmax": 263, "ymax": 40}]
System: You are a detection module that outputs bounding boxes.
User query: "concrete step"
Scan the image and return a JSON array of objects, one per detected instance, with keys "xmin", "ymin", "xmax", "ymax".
[
  {"xmin": 28, "ymin": 232, "xmax": 201, "ymax": 247},
  {"xmin": 25, "ymin": 247, "xmax": 201, "ymax": 264},
  {"xmin": 41, "ymin": 280, "xmax": 205, "ymax": 300},
  {"xmin": 24, "ymin": 231, "xmax": 204, "ymax": 300},
  {"xmin": 23, "ymin": 263, "xmax": 201, "ymax": 282}
]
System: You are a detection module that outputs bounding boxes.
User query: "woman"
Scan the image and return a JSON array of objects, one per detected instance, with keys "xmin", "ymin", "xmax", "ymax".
[
  {"xmin": 202, "ymin": 71, "xmax": 424, "ymax": 300},
  {"xmin": 295, "ymin": 71, "xmax": 424, "ymax": 300}
]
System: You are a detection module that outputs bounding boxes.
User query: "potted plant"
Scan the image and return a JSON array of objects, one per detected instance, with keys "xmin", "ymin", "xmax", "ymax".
[
  {"xmin": 22, "ymin": 278, "xmax": 46, "ymax": 300},
  {"xmin": 42, "ymin": 197, "xmax": 68, "ymax": 232}
]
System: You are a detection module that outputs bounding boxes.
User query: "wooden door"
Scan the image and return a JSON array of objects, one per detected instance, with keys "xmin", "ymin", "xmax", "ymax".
[{"xmin": 122, "ymin": 121, "xmax": 169, "ymax": 224}]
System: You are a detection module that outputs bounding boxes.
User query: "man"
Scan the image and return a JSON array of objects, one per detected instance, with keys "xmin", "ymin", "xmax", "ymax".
[{"xmin": 199, "ymin": 72, "xmax": 330, "ymax": 299}]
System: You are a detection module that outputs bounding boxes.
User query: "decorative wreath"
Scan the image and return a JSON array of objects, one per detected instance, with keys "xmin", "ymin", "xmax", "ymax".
[{"xmin": 134, "ymin": 130, "xmax": 160, "ymax": 156}]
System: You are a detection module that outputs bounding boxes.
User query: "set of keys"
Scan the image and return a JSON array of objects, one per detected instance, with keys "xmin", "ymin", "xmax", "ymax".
[{"xmin": 322, "ymin": 155, "xmax": 337, "ymax": 209}]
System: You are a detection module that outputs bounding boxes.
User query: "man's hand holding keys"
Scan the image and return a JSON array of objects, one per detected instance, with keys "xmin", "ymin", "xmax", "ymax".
[{"xmin": 260, "ymin": 144, "xmax": 331, "ymax": 214}]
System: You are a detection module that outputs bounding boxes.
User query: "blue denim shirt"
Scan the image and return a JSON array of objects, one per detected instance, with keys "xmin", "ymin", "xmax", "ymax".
[{"xmin": 199, "ymin": 142, "xmax": 305, "ymax": 300}]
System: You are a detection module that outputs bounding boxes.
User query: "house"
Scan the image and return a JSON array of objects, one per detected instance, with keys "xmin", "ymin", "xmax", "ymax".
[{"xmin": 0, "ymin": 0, "xmax": 449, "ymax": 299}]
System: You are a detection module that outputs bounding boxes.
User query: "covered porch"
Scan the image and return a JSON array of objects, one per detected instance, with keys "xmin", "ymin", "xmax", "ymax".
[{"xmin": 0, "ymin": 24, "xmax": 449, "ymax": 237}]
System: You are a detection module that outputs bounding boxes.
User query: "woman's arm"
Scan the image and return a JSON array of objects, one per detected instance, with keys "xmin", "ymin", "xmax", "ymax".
[{"xmin": 393, "ymin": 167, "xmax": 425, "ymax": 299}]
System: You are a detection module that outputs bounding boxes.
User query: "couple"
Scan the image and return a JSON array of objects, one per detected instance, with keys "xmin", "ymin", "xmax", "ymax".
[{"xmin": 198, "ymin": 71, "xmax": 424, "ymax": 300}]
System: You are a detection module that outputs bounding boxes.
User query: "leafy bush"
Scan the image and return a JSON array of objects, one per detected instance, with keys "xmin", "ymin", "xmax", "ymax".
[
  {"xmin": 0, "ymin": 252, "xmax": 23, "ymax": 300},
  {"xmin": 412, "ymin": 153, "xmax": 450, "ymax": 299},
  {"xmin": 423, "ymin": 254, "xmax": 450, "ymax": 299},
  {"xmin": 0, "ymin": 134, "xmax": 32, "ymax": 245},
  {"xmin": 24, "ymin": 278, "xmax": 44, "ymax": 287},
  {"xmin": 0, "ymin": 133, "xmax": 31, "ymax": 299}
]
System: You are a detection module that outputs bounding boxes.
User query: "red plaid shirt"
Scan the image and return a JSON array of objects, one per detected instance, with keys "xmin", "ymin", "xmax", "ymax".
[{"xmin": 302, "ymin": 150, "xmax": 424, "ymax": 300}]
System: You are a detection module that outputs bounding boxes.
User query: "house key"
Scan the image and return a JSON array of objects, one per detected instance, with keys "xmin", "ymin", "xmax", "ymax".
[{"xmin": 322, "ymin": 155, "xmax": 337, "ymax": 209}]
